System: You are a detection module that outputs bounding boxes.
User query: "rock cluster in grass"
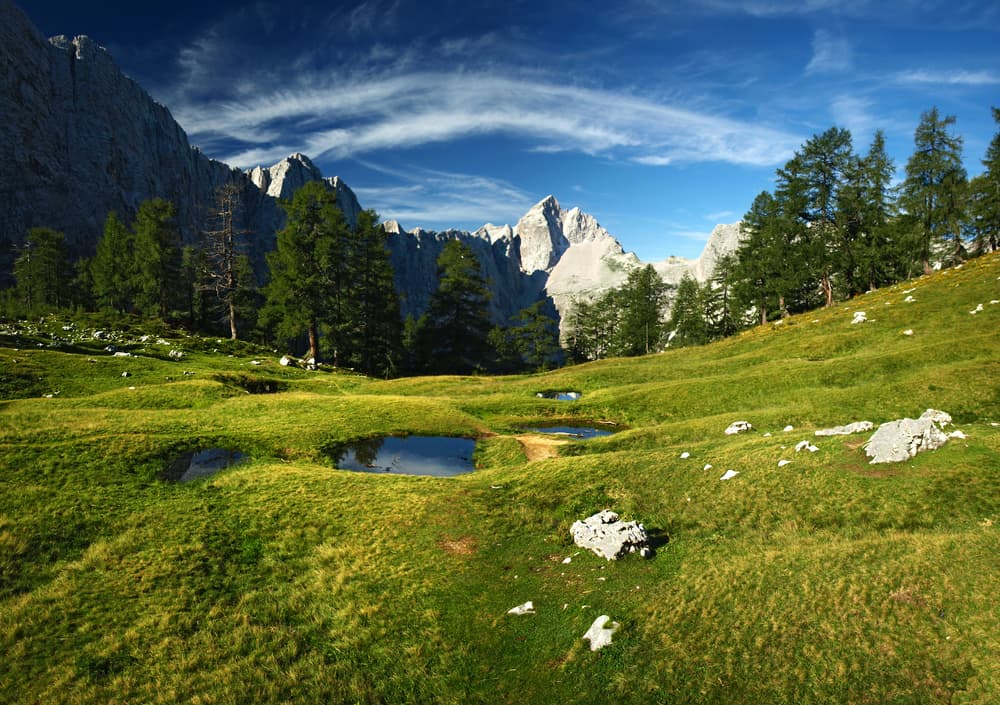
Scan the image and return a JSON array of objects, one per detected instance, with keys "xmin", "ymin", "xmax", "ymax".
[
  {"xmin": 864, "ymin": 409, "xmax": 952, "ymax": 464},
  {"xmin": 815, "ymin": 421, "xmax": 873, "ymax": 436},
  {"xmin": 724, "ymin": 421, "xmax": 753, "ymax": 435},
  {"xmin": 582, "ymin": 615, "xmax": 620, "ymax": 651},
  {"xmin": 570, "ymin": 510, "xmax": 648, "ymax": 560}
]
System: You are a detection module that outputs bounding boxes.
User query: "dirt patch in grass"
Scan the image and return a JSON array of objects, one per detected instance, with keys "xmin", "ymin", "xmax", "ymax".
[
  {"xmin": 438, "ymin": 536, "xmax": 478, "ymax": 556},
  {"xmin": 516, "ymin": 434, "xmax": 569, "ymax": 462}
]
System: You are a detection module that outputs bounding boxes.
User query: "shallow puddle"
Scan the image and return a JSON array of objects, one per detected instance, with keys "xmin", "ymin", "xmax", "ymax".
[
  {"xmin": 162, "ymin": 448, "xmax": 248, "ymax": 482},
  {"xmin": 327, "ymin": 436, "xmax": 476, "ymax": 476},
  {"xmin": 524, "ymin": 426, "xmax": 613, "ymax": 439},
  {"xmin": 536, "ymin": 391, "xmax": 581, "ymax": 401}
]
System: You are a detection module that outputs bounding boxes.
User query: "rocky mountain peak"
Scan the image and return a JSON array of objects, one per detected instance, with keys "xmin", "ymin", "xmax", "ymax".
[{"xmin": 247, "ymin": 153, "xmax": 323, "ymax": 200}]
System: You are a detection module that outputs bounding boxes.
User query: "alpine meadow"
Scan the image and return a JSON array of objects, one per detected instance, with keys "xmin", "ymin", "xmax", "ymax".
[{"xmin": 3, "ymin": 0, "xmax": 1000, "ymax": 703}]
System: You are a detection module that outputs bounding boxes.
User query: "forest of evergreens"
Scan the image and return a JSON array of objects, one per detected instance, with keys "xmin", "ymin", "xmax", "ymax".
[{"xmin": 3, "ymin": 106, "xmax": 999, "ymax": 375}]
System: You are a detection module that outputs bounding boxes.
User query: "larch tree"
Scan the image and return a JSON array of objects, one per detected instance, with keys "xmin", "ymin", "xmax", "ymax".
[
  {"xmin": 91, "ymin": 212, "xmax": 135, "ymax": 313},
  {"xmin": 203, "ymin": 182, "xmax": 249, "ymax": 340},
  {"xmin": 13, "ymin": 227, "xmax": 71, "ymax": 312},
  {"xmin": 132, "ymin": 198, "xmax": 181, "ymax": 319},
  {"xmin": 901, "ymin": 107, "xmax": 967, "ymax": 271},
  {"xmin": 968, "ymin": 107, "xmax": 1000, "ymax": 255},
  {"xmin": 350, "ymin": 210, "xmax": 402, "ymax": 378}
]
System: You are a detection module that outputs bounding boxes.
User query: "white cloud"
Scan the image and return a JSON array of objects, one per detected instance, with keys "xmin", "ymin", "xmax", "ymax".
[
  {"xmin": 806, "ymin": 30, "xmax": 852, "ymax": 74},
  {"xmin": 704, "ymin": 210, "xmax": 736, "ymax": 221},
  {"xmin": 895, "ymin": 69, "xmax": 1000, "ymax": 86},
  {"xmin": 351, "ymin": 164, "xmax": 537, "ymax": 230},
  {"xmin": 167, "ymin": 67, "xmax": 801, "ymax": 171}
]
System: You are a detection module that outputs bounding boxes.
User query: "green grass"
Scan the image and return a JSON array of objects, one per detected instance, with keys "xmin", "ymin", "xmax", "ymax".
[{"xmin": 2, "ymin": 255, "xmax": 999, "ymax": 704}]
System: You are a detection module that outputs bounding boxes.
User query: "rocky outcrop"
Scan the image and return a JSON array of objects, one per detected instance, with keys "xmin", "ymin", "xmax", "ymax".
[
  {"xmin": 570, "ymin": 510, "xmax": 649, "ymax": 560},
  {"xmin": 864, "ymin": 409, "xmax": 951, "ymax": 464}
]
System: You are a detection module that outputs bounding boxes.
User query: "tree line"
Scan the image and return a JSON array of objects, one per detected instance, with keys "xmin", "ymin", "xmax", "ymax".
[
  {"xmin": 569, "ymin": 105, "xmax": 1000, "ymax": 359},
  {"xmin": 2, "ymin": 180, "xmax": 562, "ymax": 377}
]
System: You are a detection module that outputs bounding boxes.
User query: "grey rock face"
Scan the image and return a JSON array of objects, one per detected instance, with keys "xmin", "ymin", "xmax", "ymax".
[
  {"xmin": 864, "ymin": 409, "xmax": 951, "ymax": 464},
  {"xmin": 570, "ymin": 510, "xmax": 649, "ymax": 561},
  {"xmin": 815, "ymin": 421, "xmax": 874, "ymax": 436}
]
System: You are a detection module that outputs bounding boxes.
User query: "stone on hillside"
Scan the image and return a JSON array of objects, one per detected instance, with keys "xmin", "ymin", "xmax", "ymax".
[
  {"xmin": 903, "ymin": 329, "xmax": 914, "ymax": 336},
  {"xmin": 778, "ymin": 459, "xmax": 791, "ymax": 467},
  {"xmin": 725, "ymin": 421, "xmax": 753, "ymax": 435},
  {"xmin": 720, "ymin": 469, "xmax": 739, "ymax": 480},
  {"xmin": 948, "ymin": 430, "xmax": 967, "ymax": 440},
  {"xmin": 570, "ymin": 510, "xmax": 648, "ymax": 561},
  {"xmin": 507, "ymin": 601, "xmax": 535, "ymax": 616},
  {"xmin": 852, "ymin": 311, "xmax": 867, "ymax": 324},
  {"xmin": 904, "ymin": 295, "xmax": 916, "ymax": 303},
  {"xmin": 279, "ymin": 355, "xmax": 293, "ymax": 367},
  {"xmin": 783, "ymin": 425, "xmax": 794, "ymax": 432},
  {"xmin": 971, "ymin": 304, "xmax": 984, "ymax": 314},
  {"xmin": 121, "ymin": 371, "xmax": 130, "ymax": 377},
  {"xmin": 795, "ymin": 440, "xmax": 818, "ymax": 452},
  {"xmin": 582, "ymin": 615, "xmax": 620, "ymax": 652},
  {"xmin": 815, "ymin": 421, "xmax": 874, "ymax": 437},
  {"xmin": 168, "ymin": 349, "xmax": 184, "ymax": 359},
  {"xmin": 680, "ymin": 451, "xmax": 690, "ymax": 459},
  {"xmin": 864, "ymin": 409, "xmax": 951, "ymax": 464}
]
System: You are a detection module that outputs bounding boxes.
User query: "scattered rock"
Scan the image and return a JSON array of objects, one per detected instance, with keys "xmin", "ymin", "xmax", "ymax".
[
  {"xmin": 582, "ymin": 615, "xmax": 620, "ymax": 652},
  {"xmin": 703, "ymin": 464, "xmax": 712, "ymax": 471},
  {"xmin": 991, "ymin": 300, "xmax": 999, "ymax": 305},
  {"xmin": 903, "ymin": 329, "xmax": 914, "ymax": 336},
  {"xmin": 783, "ymin": 425, "xmax": 794, "ymax": 432},
  {"xmin": 725, "ymin": 421, "xmax": 753, "ymax": 435},
  {"xmin": 121, "ymin": 371, "xmax": 131, "ymax": 378},
  {"xmin": 168, "ymin": 350, "xmax": 184, "ymax": 359},
  {"xmin": 777, "ymin": 460, "xmax": 791, "ymax": 467},
  {"xmin": 570, "ymin": 510, "xmax": 649, "ymax": 561},
  {"xmin": 763, "ymin": 432, "xmax": 772, "ymax": 437},
  {"xmin": 507, "ymin": 601, "xmax": 535, "ymax": 616},
  {"xmin": 904, "ymin": 295, "xmax": 916, "ymax": 303},
  {"xmin": 279, "ymin": 355, "xmax": 293, "ymax": 367},
  {"xmin": 864, "ymin": 409, "xmax": 952, "ymax": 464},
  {"xmin": 562, "ymin": 556, "xmax": 572, "ymax": 564},
  {"xmin": 948, "ymin": 430, "xmax": 967, "ymax": 440},
  {"xmin": 93, "ymin": 330, "xmax": 108, "ymax": 340},
  {"xmin": 639, "ymin": 547, "xmax": 654, "ymax": 559},
  {"xmin": 852, "ymin": 311, "xmax": 867, "ymax": 324},
  {"xmin": 679, "ymin": 451, "xmax": 690, "ymax": 459},
  {"xmin": 971, "ymin": 304, "xmax": 984, "ymax": 314},
  {"xmin": 250, "ymin": 360, "xmax": 263, "ymax": 366},
  {"xmin": 815, "ymin": 421, "xmax": 874, "ymax": 436},
  {"xmin": 720, "ymin": 469, "xmax": 739, "ymax": 480},
  {"xmin": 112, "ymin": 351, "xmax": 132, "ymax": 358}
]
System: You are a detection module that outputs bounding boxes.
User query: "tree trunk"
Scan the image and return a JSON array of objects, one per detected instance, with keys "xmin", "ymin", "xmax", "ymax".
[
  {"xmin": 759, "ymin": 301, "xmax": 767, "ymax": 326},
  {"xmin": 821, "ymin": 274, "xmax": 834, "ymax": 307},
  {"xmin": 307, "ymin": 321, "xmax": 319, "ymax": 362},
  {"xmin": 228, "ymin": 300, "xmax": 238, "ymax": 340}
]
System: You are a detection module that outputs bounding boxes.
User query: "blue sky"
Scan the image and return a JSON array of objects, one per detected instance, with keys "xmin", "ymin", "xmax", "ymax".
[{"xmin": 23, "ymin": 0, "xmax": 1000, "ymax": 261}]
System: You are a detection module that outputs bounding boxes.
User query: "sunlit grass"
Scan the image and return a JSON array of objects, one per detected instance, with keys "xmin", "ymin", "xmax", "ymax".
[{"xmin": 1, "ymin": 254, "xmax": 998, "ymax": 703}]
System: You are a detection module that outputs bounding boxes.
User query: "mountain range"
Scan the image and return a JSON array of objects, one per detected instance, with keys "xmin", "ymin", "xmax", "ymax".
[{"xmin": 0, "ymin": 0, "xmax": 739, "ymax": 330}]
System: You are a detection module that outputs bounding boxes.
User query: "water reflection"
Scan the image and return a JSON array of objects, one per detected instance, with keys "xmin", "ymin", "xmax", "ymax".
[
  {"xmin": 328, "ymin": 436, "xmax": 476, "ymax": 476},
  {"xmin": 536, "ymin": 391, "xmax": 581, "ymax": 401},
  {"xmin": 162, "ymin": 448, "xmax": 248, "ymax": 482},
  {"xmin": 524, "ymin": 426, "xmax": 613, "ymax": 439}
]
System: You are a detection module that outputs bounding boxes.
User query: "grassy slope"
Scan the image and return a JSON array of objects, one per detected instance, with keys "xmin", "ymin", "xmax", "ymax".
[{"xmin": 1, "ymin": 255, "xmax": 998, "ymax": 704}]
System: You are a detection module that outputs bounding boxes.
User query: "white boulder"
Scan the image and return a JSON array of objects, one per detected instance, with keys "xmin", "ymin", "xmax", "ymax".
[
  {"xmin": 852, "ymin": 311, "xmax": 867, "ymax": 324},
  {"xmin": 724, "ymin": 421, "xmax": 753, "ymax": 435},
  {"xmin": 582, "ymin": 615, "xmax": 620, "ymax": 651},
  {"xmin": 815, "ymin": 421, "xmax": 874, "ymax": 437},
  {"xmin": 864, "ymin": 409, "xmax": 951, "ymax": 464},
  {"xmin": 507, "ymin": 601, "xmax": 535, "ymax": 616},
  {"xmin": 720, "ymin": 469, "xmax": 739, "ymax": 480},
  {"xmin": 570, "ymin": 510, "xmax": 649, "ymax": 561}
]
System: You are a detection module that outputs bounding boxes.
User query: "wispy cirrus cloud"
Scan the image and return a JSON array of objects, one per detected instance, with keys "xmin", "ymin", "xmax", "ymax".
[
  {"xmin": 806, "ymin": 29, "xmax": 852, "ymax": 74},
  {"xmin": 351, "ymin": 161, "xmax": 537, "ymax": 229},
  {"xmin": 172, "ymin": 69, "xmax": 801, "ymax": 171},
  {"xmin": 895, "ymin": 68, "xmax": 1000, "ymax": 86}
]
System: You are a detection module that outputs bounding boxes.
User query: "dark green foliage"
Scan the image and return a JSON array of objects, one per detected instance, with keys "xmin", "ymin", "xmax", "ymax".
[
  {"xmin": 616, "ymin": 264, "xmax": 669, "ymax": 356},
  {"xmin": 667, "ymin": 274, "xmax": 709, "ymax": 347},
  {"xmin": 13, "ymin": 227, "xmax": 71, "ymax": 312},
  {"xmin": 90, "ymin": 212, "xmax": 134, "ymax": 313},
  {"xmin": 414, "ymin": 240, "xmax": 494, "ymax": 374},
  {"xmin": 566, "ymin": 291, "xmax": 621, "ymax": 362},
  {"xmin": 901, "ymin": 107, "xmax": 968, "ymax": 271},
  {"xmin": 491, "ymin": 301, "xmax": 563, "ymax": 372},
  {"xmin": 348, "ymin": 211, "xmax": 402, "ymax": 378},
  {"xmin": 132, "ymin": 198, "xmax": 181, "ymax": 319},
  {"xmin": 262, "ymin": 181, "xmax": 350, "ymax": 362},
  {"xmin": 967, "ymin": 107, "xmax": 1000, "ymax": 255}
]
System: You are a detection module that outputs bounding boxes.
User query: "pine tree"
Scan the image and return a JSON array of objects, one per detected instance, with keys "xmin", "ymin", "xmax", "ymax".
[
  {"xmin": 415, "ymin": 240, "xmax": 493, "ymax": 374},
  {"xmin": 504, "ymin": 301, "xmax": 563, "ymax": 371},
  {"xmin": 262, "ymin": 181, "xmax": 348, "ymax": 362},
  {"xmin": 704, "ymin": 252, "xmax": 741, "ymax": 339},
  {"xmin": 350, "ymin": 210, "xmax": 402, "ymax": 378},
  {"xmin": 13, "ymin": 227, "xmax": 71, "ymax": 312},
  {"xmin": 901, "ymin": 107, "xmax": 968, "ymax": 271},
  {"xmin": 132, "ymin": 198, "xmax": 181, "ymax": 319},
  {"xmin": 91, "ymin": 212, "xmax": 134, "ymax": 313},
  {"xmin": 968, "ymin": 107, "xmax": 1000, "ymax": 255},
  {"xmin": 733, "ymin": 192, "xmax": 784, "ymax": 324},
  {"xmin": 667, "ymin": 274, "xmax": 709, "ymax": 347},
  {"xmin": 615, "ymin": 264, "xmax": 669, "ymax": 356}
]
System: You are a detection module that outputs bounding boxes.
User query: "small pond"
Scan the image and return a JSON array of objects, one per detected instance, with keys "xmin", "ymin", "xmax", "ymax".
[
  {"xmin": 524, "ymin": 426, "xmax": 614, "ymax": 439},
  {"xmin": 161, "ymin": 448, "xmax": 248, "ymax": 483},
  {"xmin": 536, "ymin": 391, "xmax": 581, "ymax": 401},
  {"xmin": 327, "ymin": 436, "xmax": 476, "ymax": 476}
]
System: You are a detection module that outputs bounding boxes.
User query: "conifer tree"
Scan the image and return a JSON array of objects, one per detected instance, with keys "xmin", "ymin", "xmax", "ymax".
[
  {"xmin": 615, "ymin": 264, "xmax": 669, "ymax": 356},
  {"xmin": 501, "ymin": 301, "xmax": 563, "ymax": 371},
  {"xmin": 13, "ymin": 227, "xmax": 71, "ymax": 312},
  {"xmin": 262, "ymin": 181, "xmax": 347, "ymax": 362},
  {"xmin": 350, "ymin": 210, "xmax": 402, "ymax": 378},
  {"xmin": 415, "ymin": 240, "xmax": 493, "ymax": 374},
  {"xmin": 704, "ymin": 252, "xmax": 741, "ymax": 339},
  {"xmin": 91, "ymin": 212, "xmax": 134, "ymax": 313},
  {"xmin": 968, "ymin": 107, "xmax": 1000, "ymax": 254},
  {"xmin": 203, "ymin": 182, "xmax": 250, "ymax": 340},
  {"xmin": 667, "ymin": 274, "xmax": 709, "ymax": 347},
  {"xmin": 132, "ymin": 198, "xmax": 181, "ymax": 319},
  {"xmin": 901, "ymin": 107, "xmax": 967, "ymax": 271}
]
